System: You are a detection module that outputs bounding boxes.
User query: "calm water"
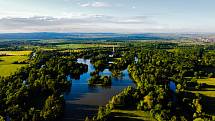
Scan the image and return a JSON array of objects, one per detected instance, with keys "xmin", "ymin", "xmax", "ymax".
[
  {"xmin": 63, "ymin": 59, "xmax": 135, "ymax": 121},
  {"xmin": 170, "ymin": 81, "xmax": 176, "ymax": 92}
]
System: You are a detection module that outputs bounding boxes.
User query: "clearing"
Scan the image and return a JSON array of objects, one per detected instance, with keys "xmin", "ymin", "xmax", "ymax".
[
  {"xmin": 110, "ymin": 109, "xmax": 155, "ymax": 121},
  {"xmin": 0, "ymin": 54, "xmax": 30, "ymax": 77},
  {"xmin": 191, "ymin": 78, "xmax": 215, "ymax": 116}
]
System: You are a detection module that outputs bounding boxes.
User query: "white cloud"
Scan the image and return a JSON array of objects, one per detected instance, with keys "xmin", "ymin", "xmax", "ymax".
[
  {"xmin": 1, "ymin": 14, "xmax": 211, "ymax": 33},
  {"xmin": 0, "ymin": 11, "xmax": 38, "ymax": 18},
  {"xmin": 0, "ymin": 15, "xmax": 160, "ymax": 32},
  {"xmin": 80, "ymin": 2, "xmax": 110, "ymax": 8}
]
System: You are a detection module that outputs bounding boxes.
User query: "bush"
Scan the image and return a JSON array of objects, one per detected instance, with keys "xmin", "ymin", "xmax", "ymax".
[
  {"xmin": 191, "ymin": 77, "xmax": 197, "ymax": 83},
  {"xmin": 195, "ymin": 85, "xmax": 201, "ymax": 90},
  {"xmin": 0, "ymin": 116, "xmax": 5, "ymax": 121},
  {"xmin": 208, "ymin": 73, "xmax": 214, "ymax": 78}
]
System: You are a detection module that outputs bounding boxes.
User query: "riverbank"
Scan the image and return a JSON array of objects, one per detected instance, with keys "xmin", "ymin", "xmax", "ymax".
[{"xmin": 63, "ymin": 59, "xmax": 135, "ymax": 121}]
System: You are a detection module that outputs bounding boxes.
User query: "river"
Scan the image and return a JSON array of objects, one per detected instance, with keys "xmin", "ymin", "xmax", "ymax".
[{"xmin": 63, "ymin": 58, "xmax": 135, "ymax": 121}]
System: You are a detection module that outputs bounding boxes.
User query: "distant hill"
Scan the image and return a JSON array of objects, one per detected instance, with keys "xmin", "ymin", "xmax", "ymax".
[{"xmin": 0, "ymin": 32, "xmax": 177, "ymax": 40}]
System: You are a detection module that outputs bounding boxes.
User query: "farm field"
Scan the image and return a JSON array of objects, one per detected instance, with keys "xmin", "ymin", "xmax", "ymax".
[
  {"xmin": 191, "ymin": 78, "xmax": 215, "ymax": 116},
  {"xmin": 0, "ymin": 54, "xmax": 29, "ymax": 76},
  {"xmin": 0, "ymin": 51, "xmax": 32, "ymax": 56},
  {"xmin": 56, "ymin": 43, "xmax": 119, "ymax": 49}
]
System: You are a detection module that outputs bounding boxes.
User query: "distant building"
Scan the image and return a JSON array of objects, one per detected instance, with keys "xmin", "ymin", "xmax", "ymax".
[{"xmin": 109, "ymin": 46, "xmax": 115, "ymax": 58}]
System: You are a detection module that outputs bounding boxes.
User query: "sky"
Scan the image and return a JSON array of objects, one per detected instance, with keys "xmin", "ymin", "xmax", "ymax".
[{"xmin": 0, "ymin": 0, "xmax": 215, "ymax": 33}]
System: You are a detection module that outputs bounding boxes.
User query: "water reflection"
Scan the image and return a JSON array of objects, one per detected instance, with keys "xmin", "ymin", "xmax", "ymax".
[
  {"xmin": 170, "ymin": 81, "xmax": 176, "ymax": 92},
  {"xmin": 63, "ymin": 58, "xmax": 135, "ymax": 121}
]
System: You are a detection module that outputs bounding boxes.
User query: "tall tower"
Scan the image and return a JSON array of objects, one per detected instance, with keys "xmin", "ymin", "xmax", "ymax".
[{"xmin": 109, "ymin": 45, "xmax": 115, "ymax": 58}]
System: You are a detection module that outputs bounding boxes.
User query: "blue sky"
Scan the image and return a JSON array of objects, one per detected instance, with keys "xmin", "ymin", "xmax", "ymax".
[{"xmin": 0, "ymin": 0, "xmax": 215, "ymax": 33}]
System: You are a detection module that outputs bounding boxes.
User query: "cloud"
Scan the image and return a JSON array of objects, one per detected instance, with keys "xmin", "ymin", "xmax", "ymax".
[
  {"xmin": 2, "ymin": 14, "xmax": 208, "ymax": 33},
  {"xmin": 0, "ymin": 15, "xmax": 151, "ymax": 26},
  {"xmin": 0, "ymin": 14, "xmax": 161, "ymax": 32},
  {"xmin": 80, "ymin": 1, "xmax": 110, "ymax": 8}
]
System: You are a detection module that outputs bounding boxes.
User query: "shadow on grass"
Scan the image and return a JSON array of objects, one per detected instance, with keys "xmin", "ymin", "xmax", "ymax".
[
  {"xmin": 187, "ymin": 84, "xmax": 215, "ymax": 91},
  {"xmin": 110, "ymin": 116, "xmax": 147, "ymax": 121},
  {"xmin": 191, "ymin": 89, "xmax": 215, "ymax": 91},
  {"xmin": 112, "ymin": 112, "xmax": 140, "ymax": 117},
  {"xmin": 202, "ymin": 95, "xmax": 215, "ymax": 116},
  {"xmin": 109, "ymin": 110, "xmax": 154, "ymax": 121},
  {"xmin": 204, "ymin": 84, "xmax": 215, "ymax": 88},
  {"xmin": 62, "ymin": 103, "xmax": 98, "ymax": 121}
]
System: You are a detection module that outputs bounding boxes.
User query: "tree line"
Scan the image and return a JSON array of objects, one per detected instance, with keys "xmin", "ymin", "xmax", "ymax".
[{"xmin": 0, "ymin": 50, "xmax": 88, "ymax": 121}]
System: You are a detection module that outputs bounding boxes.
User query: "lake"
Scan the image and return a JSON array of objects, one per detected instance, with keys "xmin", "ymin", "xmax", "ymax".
[{"xmin": 63, "ymin": 58, "xmax": 135, "ymax": 121}]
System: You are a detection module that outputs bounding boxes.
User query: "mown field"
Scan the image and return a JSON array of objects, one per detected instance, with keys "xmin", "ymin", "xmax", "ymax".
[
  {"xmin": 110, "ymin": 110, "xmax": 155, "ymax": 121},
  {"xmin": 0, "ymin": 51, "xmax": 31, "ymax": 77},
  {"xmin": 56, "ymin": 44, "xmax": 119, "ymax": 49},
  {"xmin": 192, "ymin": 78, "xmax": 215, "ymax": 116},
  {"xmin": 0, "ymin": 51, "xmax": 32, "ymax": 56}
]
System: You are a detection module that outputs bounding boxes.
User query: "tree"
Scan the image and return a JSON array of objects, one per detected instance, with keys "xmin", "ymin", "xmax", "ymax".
[
  {"xmin": 143, "ymin": 94, "xmax": 153, "ymax": 109},
  {"xmin": 0, "ymin": 116, "xmax": 5, "ymax": 121},
  {"xmin": 193, "ymin": 99, "xmax": 202, "ymax": 114},
  {"xmin": 208, "ymin": 73, "xmax": 213, "ymax": 78}
]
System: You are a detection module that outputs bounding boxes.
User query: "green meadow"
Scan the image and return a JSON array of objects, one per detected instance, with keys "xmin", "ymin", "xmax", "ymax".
[
  {"xmin": 110, "ymin": 110, "xmax": 155, "ymax": 121},
  {"xmin": 56, "ymin": 43, "xmax": 118, "ymax": 49},
  {"xmin": 0, "ymin": 51, "xmax": 31, "ymax": 77},
  {"xmin": 192, "ymin": 78, "xmax": 215, "ymax": 116},
  {"xmin": 0, "ymin": 51, "xmax": 32, "ymax": 56}
]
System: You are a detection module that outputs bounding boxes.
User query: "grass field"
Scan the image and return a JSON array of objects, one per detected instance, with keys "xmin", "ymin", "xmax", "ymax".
[
  {"xmin": 0, "ymin": 55, "xmax": 29, "ymax": 77},
  {"xmin": 60, "ymin": 49, "xmax": 83, "ymax": 53},
  {"xmin": 56, "ymin": 44, "xmax": 118, "ymax": 49},
  {"xmin": 110, "ymin": 110, "xmax": 155, "ymax": 121},
  {"xmin": 0, "ymin": 51, "xmax": 32, "ymax": 56},
  {"xmin": 191, "ymin": 78, "xmax": 215, "ymax": 116},
  {"xmin": 167, "ymin": 48, "xmax": 180, "ymax": 53}
]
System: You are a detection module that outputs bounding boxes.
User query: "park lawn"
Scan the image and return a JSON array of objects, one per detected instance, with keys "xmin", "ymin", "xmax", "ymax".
[
  {"xmin": 0, "ymin": 51, "xmax": 32, "ymax": 56},
  {"xmin": 110, "ymin": 109, "xmax": 156, "ymax": 121},
  {"xmin": 0, "ymin": 56, "xmax": 29, "ymax": 77},
  {"xmin": 191, "ymin": 78, "xmax": 215, "ymax": 116}
]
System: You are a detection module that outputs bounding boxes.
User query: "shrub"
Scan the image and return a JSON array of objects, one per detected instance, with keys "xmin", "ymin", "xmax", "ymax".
[{"xmin": 208, "ymin": 73, "xmax": 214, "ymax": 78}]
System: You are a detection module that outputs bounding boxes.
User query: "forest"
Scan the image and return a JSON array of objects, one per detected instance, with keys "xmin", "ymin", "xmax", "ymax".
[
  {"xmin": 0, "ymin": 40, "xmax": 215, "ymax": 121},
  {"xmin": 89, "ymin": 47, "xmax": 215, "ymax": 121}
]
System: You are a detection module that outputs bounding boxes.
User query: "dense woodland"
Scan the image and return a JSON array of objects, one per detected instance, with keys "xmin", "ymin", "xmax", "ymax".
[
  {"xmin": 0, "ymin": 41, "xmax": 215, "ymax": 121},
  {"xmin": 0, "ymin": 50, "xmax": 88, "ymax": 121},
  {"xmin": 86, "ymin": 45, "xmax": 215, "ymax": 121}
]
